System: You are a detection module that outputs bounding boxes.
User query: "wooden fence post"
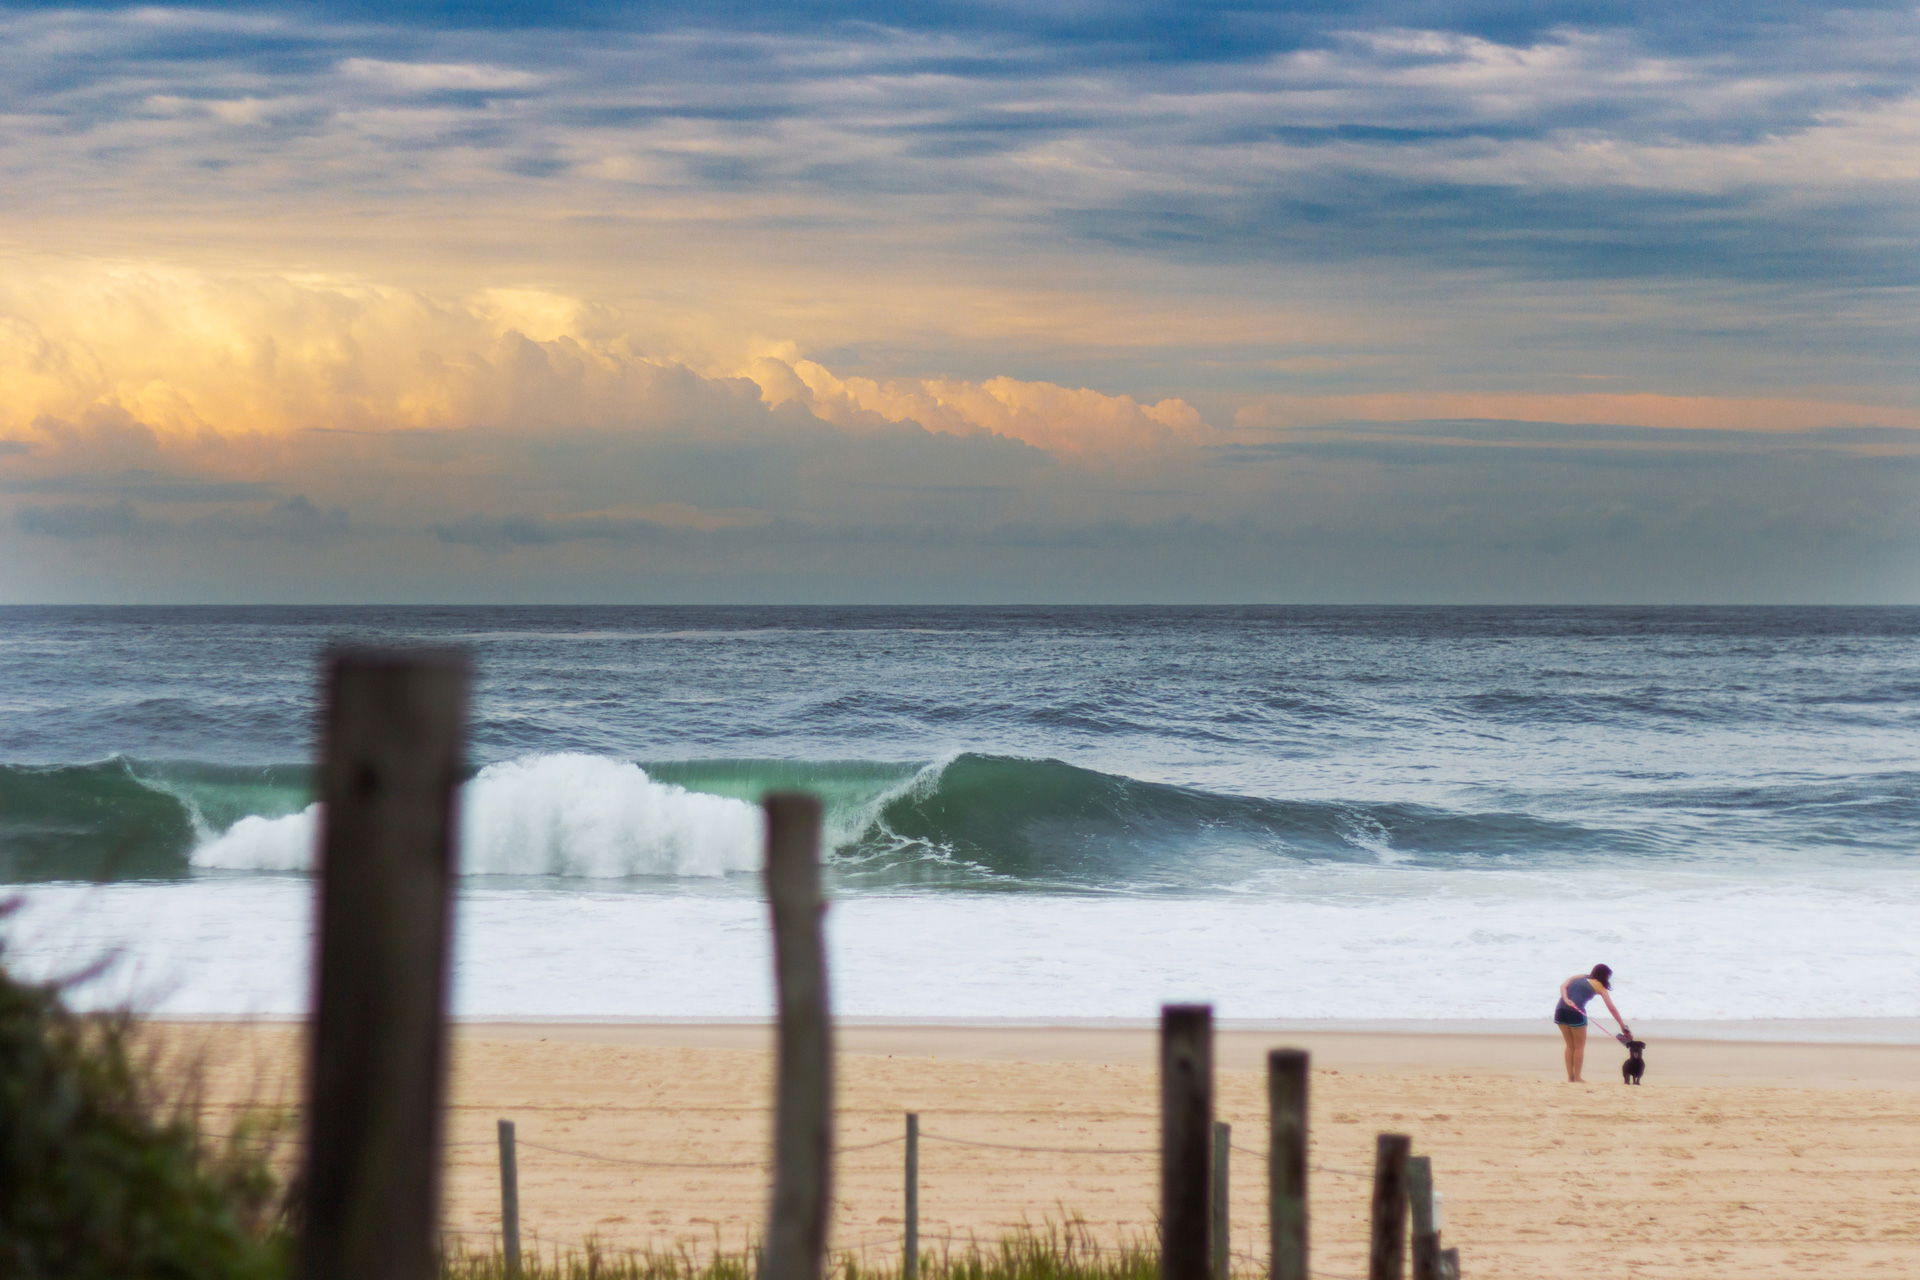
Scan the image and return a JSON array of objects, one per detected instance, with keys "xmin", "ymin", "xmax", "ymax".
[
  {"xmin": 763, "ymin": 793, "xmax": 832, "ymax": 1280},
  {"xmin": 1408, "ymin": 1155, "xmax": 1438, "ymax": 1280},
  {"xmin": 1368, "ymin": 1134, "xmax": 1411, "ymax": 1280},
  {"xmin": 1161, "ymin": 1004, "xmax": 1214, "ymax": 1280},
  {"xmin": 1267, "ymin": 1050, "xmax": 1308, "ymax": 1280},
  {"xmin": 904, "ymin": 1112, "xmax": 920, "ymax": 1280},
  {"xmin": 296, "ymin": 649, "xmax": 469, "ymax": 1280},
  {"xmin": 499, "ymin": 1119, "xmax": 521, "ymax": 1278},
  {"xmin": 1211, "ymin": 1120, "xmax": 1231, "ymax": 1280}
]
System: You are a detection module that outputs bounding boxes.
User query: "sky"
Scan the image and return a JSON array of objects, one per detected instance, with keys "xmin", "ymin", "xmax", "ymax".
[{"xmin": 1, "ymin": 1, "xmax": 1917, "ymax": 603}]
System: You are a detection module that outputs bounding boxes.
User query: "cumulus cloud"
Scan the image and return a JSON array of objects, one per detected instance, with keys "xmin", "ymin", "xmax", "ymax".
[
  {"xmin": 0, "ymin": 258, "xmax": 1217, "ymax": 574},
  {"xmin": 0, "ymin": 258, "xmax": 1912, "ymax": 607},
  {"xmin": 0, "ymin": 260, "xmax": 1204, "ymax": 458},
  {"xmin": 750, "ymin": 357, "xmax": 1203, "ymax": 456}
]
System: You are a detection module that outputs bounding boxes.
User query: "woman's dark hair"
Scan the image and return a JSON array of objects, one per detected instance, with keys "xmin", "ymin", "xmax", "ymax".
[{"xmin": 1590, "ymin": 963, "xmax": 1613, "ymax": 985}]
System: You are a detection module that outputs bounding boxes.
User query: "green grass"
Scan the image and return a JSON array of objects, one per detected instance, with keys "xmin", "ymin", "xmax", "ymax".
[{"xmin": 439, "ymin": 1221, "xmax": 1160, "ymax": 1280}]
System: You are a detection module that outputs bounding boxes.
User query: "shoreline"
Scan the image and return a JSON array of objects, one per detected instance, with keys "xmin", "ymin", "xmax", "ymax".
[
  {"xmin": 156, "ymin": 1018, "xmax": 1920, "ymax": 1090},
  {"xmin": 149, "ymin": 1012, "xmax": 1920, "ymax": 1045},
  {"xmin": 462, "ymin": 1022, "xmax": 1920, "ymax": 1091}
]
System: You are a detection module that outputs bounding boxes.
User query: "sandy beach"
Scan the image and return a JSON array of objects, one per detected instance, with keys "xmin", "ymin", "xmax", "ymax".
[{"xmin": 158, "ymin": 1020, "xmax": 1920, "ymax": 1280}]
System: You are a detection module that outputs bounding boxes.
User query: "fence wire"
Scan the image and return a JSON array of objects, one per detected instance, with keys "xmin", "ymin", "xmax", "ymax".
[
  {"xmin": 476, "ymin": 1123, "xmax": 1383, "ymax": 1180},
  {"xmin": 430, "ymin": 1112, "xmax": 1425, "ymax": 1275},
  {"xmin": 919, "ymin": 1131, "xmax": 1159, "ymax": 1156},
  {"xmin": 1227, "ymin": 1142, "xmax": 1370, "ymax": 1180},
  {"xmin": 509, "ymin": 1132, "xmax": 907, "ymax": 1171},
  {"xmin": 516, "ymin": 1139, "xmax": 766, "ymax": 1170}
]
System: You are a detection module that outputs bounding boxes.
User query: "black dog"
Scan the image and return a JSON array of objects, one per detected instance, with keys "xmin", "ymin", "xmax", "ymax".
[{"xmin": 1621, "ymin": 1039, "xmax": 1646, "ymax": 1085}]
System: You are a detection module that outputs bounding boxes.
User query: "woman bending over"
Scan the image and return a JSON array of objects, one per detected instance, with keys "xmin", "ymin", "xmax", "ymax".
[{"xmin": 1553, "ymin": 963, "xmax": 1629, "ymax": 1083}]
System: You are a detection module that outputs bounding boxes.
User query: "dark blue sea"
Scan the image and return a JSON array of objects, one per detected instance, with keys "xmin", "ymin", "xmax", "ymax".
[{"xmin": 3, "ymin": 605, "xmax": 1916, "ymax": 1027}]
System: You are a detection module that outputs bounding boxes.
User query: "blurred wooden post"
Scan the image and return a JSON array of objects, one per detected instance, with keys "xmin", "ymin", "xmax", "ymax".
[
  {"xmin": 296, "ymin": 649, "xmax": 469, "ymax": 1280},
  {"xmin": 1267, "ymin": 1050, "xmax": 1308, "ymax": 1280},
  {"xmin": 1161, "ymin": 1004, "xmax": 1214, "ymax": 1280},
  {"xmin": 1210, "ymin": 1120, "xmax": 1231, "ymax": 1280},
  {"xmin": 499, "ymin": 1119, "xmax": 522, "ymax": 1278},
  {"xmin": 904, "ymin": 1112, "xmax": 920, "ymax": 1280},
  {"xmin": 763, "ymin": 793, "xmax": 832, "ymax": 1280},
  {"xmin": 1368, "ymin": 1134, "xmax": 1412, "ymax": 1280},
  {"xmin": 1438, "ymin": 1246, "xmax": 1460, "ymax": 1279},
  {"xmin": 1408, "ymin": 1155, "xmax": 1438, "ymax": 1280}
]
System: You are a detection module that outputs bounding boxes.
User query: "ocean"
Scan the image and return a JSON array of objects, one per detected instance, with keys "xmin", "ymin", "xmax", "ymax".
[{"xmin": 2, "ymin": 605, "xmax": 1916, "ymax": 1033}]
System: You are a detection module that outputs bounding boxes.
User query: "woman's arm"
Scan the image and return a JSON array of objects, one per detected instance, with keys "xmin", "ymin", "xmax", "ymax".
[
  {"xmin": 1558, "ymin": 975, "xmax": 1578, "ymax": 1009},
  {"xmin": 1598, "ymin": 988, "xmax": 1628, "ymax": 1032}
]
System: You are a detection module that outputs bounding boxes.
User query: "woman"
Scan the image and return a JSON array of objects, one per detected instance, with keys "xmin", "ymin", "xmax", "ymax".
[{"xmin": 1554, "ymin": 963, "xmax": 1629, "ymax": 1083}]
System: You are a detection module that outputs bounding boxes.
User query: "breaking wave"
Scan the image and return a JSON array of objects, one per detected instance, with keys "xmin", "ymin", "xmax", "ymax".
[{"xmin": 15, "ymin": 750, "xmax": 1899, "ymax": 890}]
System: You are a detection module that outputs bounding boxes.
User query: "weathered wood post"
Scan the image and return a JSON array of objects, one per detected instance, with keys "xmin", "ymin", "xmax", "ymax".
[
  {"xmin": 763, "ymin": 793, "xmax": 832, "ymax": 1280},
  {"xmin": 1210, "ymin": 1120, "xmax": 1231, "ymax": 1280},
  {"xmin": 1161, "ymin": 1004, "xmax": 1214, "ymax": 1280},
  {"xmin": 1408, "ymin": 1155, "xmax": 1438, "ymax": 1280},
  {"xmin": 1368, "ymin": 1133, "xmax": 1412, "ymax": 1280},
  {"xmin": 296, "ymin": 649, "xmax": 470, "ymax": 1280},
  {"xmin": 1439, "ymin": 1245, "xmax": 1460, "ymax": 1279},
  {"xmin": 499, "ymin": 1119, "xmax": 522, "ymax": 1278},
  {"xmin": 904, "ymin": 1112, "xmax": 920, "ymax": 1280},
  {"xmin": 1267, "ymin": 1050, "xmax": 1308, "ymax": 1280}
]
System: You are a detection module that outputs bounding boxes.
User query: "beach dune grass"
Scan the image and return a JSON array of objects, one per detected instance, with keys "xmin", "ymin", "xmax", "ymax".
[{"xmin": 441, "ymin": 1222, "xmax": 1161, "ymax": 1280}]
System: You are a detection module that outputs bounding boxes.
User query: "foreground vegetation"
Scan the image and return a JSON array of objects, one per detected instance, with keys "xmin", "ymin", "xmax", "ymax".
[{"xmin": 0, "ymin": 910, "xmax": 290, "ymax": 1280}]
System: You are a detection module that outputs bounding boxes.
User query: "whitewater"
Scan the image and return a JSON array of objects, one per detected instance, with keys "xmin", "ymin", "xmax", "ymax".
[{"xmin": 2, "ymin": 605, "xmax": 1917, "ymax": 1032}]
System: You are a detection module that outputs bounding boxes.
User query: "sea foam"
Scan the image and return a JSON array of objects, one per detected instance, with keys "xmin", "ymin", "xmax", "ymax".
[{"xmin": 190, "ymin": 752, "xmax": 763, "ymax": 878}]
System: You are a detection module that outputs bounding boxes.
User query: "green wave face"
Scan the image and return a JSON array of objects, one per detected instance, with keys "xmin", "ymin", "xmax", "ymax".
[
  {"xmin": 846, "ymin": 753, "xmax": 1678, "ymax": 889},
  {"xmin": 854, "ymin": 753, "xmax": 1320, "ymax": 889},
  {"xmin": 0, "ymin": 751, "xmax": 1662, "ymax": 888},
  {"xmin": 0, "ymin": 761, "xmax": 306, "ymax": 881}
]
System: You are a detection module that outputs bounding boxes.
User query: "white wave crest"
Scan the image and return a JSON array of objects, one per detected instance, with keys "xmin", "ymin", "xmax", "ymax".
[
  {"xmin": 461, "ymin": 754, "xmax": 762, "ymax": 876},
  {"xmin": 193, "ymin": 809, "xmax": 318, "ymax": 872},
  {"xmin": 190, "ymin": 753, "xmax": 764, "ymax": 877}
]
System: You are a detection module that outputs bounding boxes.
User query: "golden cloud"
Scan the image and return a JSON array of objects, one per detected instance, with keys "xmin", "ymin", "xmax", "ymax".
[
  {"xmin": 0, "ymin": 258, "xmax": 1207, "ymax": 459},
  {"xmin": 749, "ymin": 357, "xmax": 1204, "ymax": 456}
]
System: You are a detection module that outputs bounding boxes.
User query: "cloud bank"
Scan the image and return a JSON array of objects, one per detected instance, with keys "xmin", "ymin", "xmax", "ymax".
[{"xmin": 1, "ymin": 259, "xmax": 1915, "ymax": 604}]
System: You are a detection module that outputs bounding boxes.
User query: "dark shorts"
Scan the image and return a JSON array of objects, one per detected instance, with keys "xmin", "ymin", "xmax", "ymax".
[{"xmin": 1553, "ymin": 1004, "xmax": 1587, "ymax": 1028}]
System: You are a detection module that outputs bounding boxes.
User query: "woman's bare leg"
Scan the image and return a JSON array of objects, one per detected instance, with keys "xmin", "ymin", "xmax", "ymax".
[{"xmin": 1559, "ymin": 1024, "xmax": 1587, "ymax": 1082}]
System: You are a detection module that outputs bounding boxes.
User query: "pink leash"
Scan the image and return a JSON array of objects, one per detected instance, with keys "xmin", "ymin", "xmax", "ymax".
[
  {"xmin": 1565, "ymin": 1000, "xmax": 1632, "ymax": 1042},
  {"xmin": 1590, "ymin": 1014, "xmax": 1633, "ymax": 1044}
]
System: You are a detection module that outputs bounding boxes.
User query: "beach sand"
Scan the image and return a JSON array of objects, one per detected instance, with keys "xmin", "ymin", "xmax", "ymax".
[{"xmin": 162, "ymin": 1022, "xmax": 1920, "ymax": 1280}]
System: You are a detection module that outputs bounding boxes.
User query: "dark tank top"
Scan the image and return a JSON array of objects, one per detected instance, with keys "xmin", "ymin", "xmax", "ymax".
[{"xmin": 1566, "ymin": 976, "xmax": 1598, "ymax": 1009}]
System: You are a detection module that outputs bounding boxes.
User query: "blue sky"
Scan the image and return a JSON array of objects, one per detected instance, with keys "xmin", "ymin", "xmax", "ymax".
[{"xmin": 0, "ymin": 1, "xmax": 1916, "ymax": 601}]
